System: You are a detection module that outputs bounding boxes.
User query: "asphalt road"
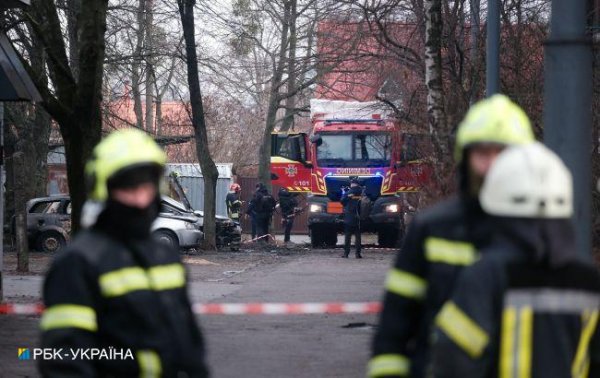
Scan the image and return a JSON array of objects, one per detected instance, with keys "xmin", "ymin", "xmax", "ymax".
[{"xmin": 0, "ymin": 245, "xmax": 395, "ymax": 378}]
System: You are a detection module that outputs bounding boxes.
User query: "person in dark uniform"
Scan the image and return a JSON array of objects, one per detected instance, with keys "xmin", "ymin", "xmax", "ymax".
[
  {"xmin": 39, "ymin": 129, "xmax": 209, "ymax": 377},
  {"xmin": 368, "ymin": 94, "xmax": 535, "ymax": 378},
  {"xmin": 278, "ymin": 187, "xmax": 299, "ymax": 243},
  {"xmin": 245, "ymin": 183, "xmax": 261, "ymax": 240},
  {"xmin": 250, "ymin": 183, "xmax": 276, "ymax": 242},
  {"xmin": 432, "ymin": 142, "xmax": 600, "ymax": 377},
  {"xmin": 341, "ymin": 178, "xmax": 363, "ymax": 259}
]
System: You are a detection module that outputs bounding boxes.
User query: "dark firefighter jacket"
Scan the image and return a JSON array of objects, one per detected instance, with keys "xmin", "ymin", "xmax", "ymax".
[
  {"xmin": 278, "ymin": 189, "xmax": 298, "ymax": 218},
  {"xmin": 39, "ymin": 230, "xmax": 209, "ymax": 377},
  {"xmin": 431, "ymin": 218, "xmax": 600, "ymax": 378},
  {"xmin": 369, "ymin": 195, "xmax": 493, "ymax": 378},
  {"xmin": 250, "ymin": 189, "xmax": 277, "ymax": 220},
  {"xmin": 341, "ymin": 186, "xmax": 363, "ymax": 226},
  {"xmin": 225, "ymin": 192, "xmax": 242, "ymax": 220}
]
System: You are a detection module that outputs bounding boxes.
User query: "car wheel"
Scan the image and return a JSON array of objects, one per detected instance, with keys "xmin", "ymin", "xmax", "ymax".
[
  {"xmin": 153, "ymin": 230, "xmax": 180, "ymax": 250},
  {"xmin": 37, "ymin": 231, "xmax": 66, "ymax": 253}
]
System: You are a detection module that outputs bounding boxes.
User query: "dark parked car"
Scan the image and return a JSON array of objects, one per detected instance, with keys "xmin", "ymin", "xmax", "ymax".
[{"xmin": 25, "ymin": 195, "xmax": 71, "ymax": 252}]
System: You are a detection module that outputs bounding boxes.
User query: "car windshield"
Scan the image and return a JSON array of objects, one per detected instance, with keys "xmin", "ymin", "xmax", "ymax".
[
  {"xmin": 30, "ymin": 200, "xmax": 62, "ymax": 214},
  {"xmin": 161, "ymin": 196, "xmax": 190, "ymax": 213},
  {"xmin": 316, "ymin": 133, "xmax": 392, "ymax": 167}
]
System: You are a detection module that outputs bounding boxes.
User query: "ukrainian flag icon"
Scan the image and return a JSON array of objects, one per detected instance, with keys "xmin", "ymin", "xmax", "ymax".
[{"xmin": 18, "ymin": 348, "xmax": 30, "ymax": 360}]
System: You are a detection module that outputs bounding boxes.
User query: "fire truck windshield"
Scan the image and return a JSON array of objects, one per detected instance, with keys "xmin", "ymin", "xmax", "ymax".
[{"xmin": 316, "ymin": 133, "xmax": 392, "ymax": 167}]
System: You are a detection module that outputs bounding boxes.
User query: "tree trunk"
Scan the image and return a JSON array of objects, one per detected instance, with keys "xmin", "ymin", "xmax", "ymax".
[
  {"xmin": 132, "ymin": 0, "xmax": 146, "ymax": 129},
  {"xmin": 155, "ymin": 95, "xmax": 163, "ymax": 135},
  {"xmin": 13, "ymin": 153, "xmax": 28, "ymax": 272},
  {"xmin": 67, "ymin": 0, "xmax": 81, "ymax": 80},
  {"xmin": 469, "ymin": 0, "xmax": 481, "ymax": 104},
  {"xmin": 155, "ymin": 55, "xmax": 178, "ymax": 136},
  {"xmin": 144, "ymin": 0, "xmax": 155, "ymax": 132},
  {"xmin": 280, "ymin": 0, "xmax": 297, "ymax": 132},
  {"xmin": 424, "ymin": 0, "xmax": 449, "ymax": 193},
  {"xmin": 424, "ymin": 0, "xmax": 446, "ymax": 136},
  {"xmin": 3, "ymin": 20, "xmax": 51, "ymax": 261},
  {"xmin": 258, "ymin": 0, "xmax": 291, "ymax": 188},
  {"xmin": 23, "ymin": 0, "xmax": 107, "ymax": 231},
  {"xmin": 178, "ymin": 0, "xmax": 219, "ymax": 250}
]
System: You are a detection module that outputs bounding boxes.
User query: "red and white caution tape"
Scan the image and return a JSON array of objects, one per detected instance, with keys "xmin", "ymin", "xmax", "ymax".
[
  {"xmin": 194, "ymin": 302, "xmax": 382, "ymax": 315},
  {"xmin": 0, "ymin": 302, "xmax": 381, "ymax": 316},
  {"xmin": 0, "ymin": 303, "xmax": 45, "ymax": 315}
]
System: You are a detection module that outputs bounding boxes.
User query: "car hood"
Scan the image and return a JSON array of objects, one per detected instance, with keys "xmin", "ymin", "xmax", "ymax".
[
  {"xmin": 161, "ymin": 195, "xmax": 191, "ymax": 212},
  {"xmin": 157, "ymin": 212, "xmax": 199, "ymax": 223},
  {"xmin": 194, "ymin": 210, "xmax": 231, "ymax": 222}
]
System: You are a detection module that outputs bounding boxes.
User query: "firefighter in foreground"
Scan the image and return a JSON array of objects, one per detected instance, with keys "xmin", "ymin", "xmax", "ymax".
[
  {"xmin": 368, "ymin": 94, "xmax": 535, "ymax": 377},
  {"xmin": 341, "ymin": 178, "xmax": 363, "ymax": 258},
  {"xmin": 432, "ymin": 142, "xmax": 600, "ymax": 377},
  {"xmin": 39, "ymin": 129, "xmax": 209, "ymax": 377},
  {"xmin": 226, "ymin": 183, "xmax": 243, "ymax": 222}
]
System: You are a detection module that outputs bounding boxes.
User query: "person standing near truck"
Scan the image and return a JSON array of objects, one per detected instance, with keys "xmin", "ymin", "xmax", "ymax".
[
  {"xmin": 250, "ymin": 183, "xmax": 276, "ymax": 242},
  {"xmin": 278, "ymin": 187, "xmax": 299, "ymax": 244},
  {"xmin": 341, "ymin": 178, "xmax": 363, "ymax": 259},
  {"xmin": 368, "ymin": 94, "xmax": 535, "ymax": 377}
]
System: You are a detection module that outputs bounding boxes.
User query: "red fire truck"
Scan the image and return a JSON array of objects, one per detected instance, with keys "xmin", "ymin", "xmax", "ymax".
[{"xmin": 271, "ymin": 99, "xmax": 430, "ymax": 248}]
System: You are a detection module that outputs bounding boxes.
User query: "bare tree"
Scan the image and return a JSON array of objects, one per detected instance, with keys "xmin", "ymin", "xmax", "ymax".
[
  {"xmin": 177, "ymin": 0, "xmax": 220, "ymax": 249},
  {"xmin": 11, "ymin": 0, "xmax": 109, "ymax": 230}
]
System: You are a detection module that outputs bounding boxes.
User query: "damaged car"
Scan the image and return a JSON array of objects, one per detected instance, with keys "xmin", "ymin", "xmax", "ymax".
[
  {"xmin": 161, "ymin": 195, "xmax": 241, "ymax": 251},
  {"xmin": 24, "ymin": 195, "xmax": 205, "ymax": 252}
]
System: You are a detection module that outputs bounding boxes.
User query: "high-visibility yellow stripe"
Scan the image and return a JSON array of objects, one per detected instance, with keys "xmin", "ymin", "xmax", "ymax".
[
  {"xmin": 517, "ymin": 307, "xmax": 533, "ymax": 378},
  {"xmin": 385, "ymin": 269, "xmax": 427, "ymax": 300},
  {"xmin": 40, "ymin": 304, "xmax": 97, "ymax": 332},
  {"xmin": 100, "ymin": 264, "xmax": 186, "ymax": 297},
  {"xmin": 148, "ymin": 263, "xmax": 186, "ymax": 291},
  {"xmin": 500, "ymin": 307, "xmax": 517, "ymax": 378},
  {"xmin": 137, "ymin": 350, "xmax": 162, "ymax": 378},
  {"xmin": 100, "ymin": 267, "xmax": 151, "ymax": 297},
  {"xmin": 367, "ymin": 354, "xmax": 410, "ymax": 377},
  {"xmin": 271, "ymin": 156, "xmax": 300, "ymax": 164},
  {"xmin": 425, "ymin": 237, "xmax": 477, "ymax": 266},
  {"xmin": 436, "ymin": 301, "xmax": 489, "ymax": 358},
  {"xmin": 572, "ymin": 310, "xmax": 599, "ymax": 378}
]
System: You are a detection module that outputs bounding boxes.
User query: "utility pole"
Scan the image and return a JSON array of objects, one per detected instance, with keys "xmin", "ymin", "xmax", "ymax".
[
  {"xmin": 486, "ymin": 0, "xmax": 500, "ymax": 96},
  {"xmin": 0, "ymin": 102, "xmax": 4, "ymax": 300},
  {"xmin": 470, "ymin": 0, "xmax": 481, "ymax": 104},
  {"xmin": 543, "ymin": 0, "xmax": 592, "ymax": 258}
]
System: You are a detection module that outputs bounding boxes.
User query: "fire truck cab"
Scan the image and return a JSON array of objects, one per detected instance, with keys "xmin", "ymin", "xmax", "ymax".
[{"xmin": 271, "ymin": 99, "xmax": 430, "ymax": 248}]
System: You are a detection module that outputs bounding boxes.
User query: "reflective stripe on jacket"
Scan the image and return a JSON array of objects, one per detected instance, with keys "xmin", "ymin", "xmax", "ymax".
[
  {"xmin": 370, "ymin": 196, "xmax": 492, "ymax": 377},
  {"xmin": 432, "ymin": 247, "xmax": 600, "ymax": 378},
  {"xmin": 40, "ymin": 230, "xmax": 209, "ymax": 377}
]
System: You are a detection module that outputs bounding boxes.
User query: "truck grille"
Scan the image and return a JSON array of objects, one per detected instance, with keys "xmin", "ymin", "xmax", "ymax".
[{"xmin": 324, "ymin": 176, "xmax": 383, "ymax": 201}]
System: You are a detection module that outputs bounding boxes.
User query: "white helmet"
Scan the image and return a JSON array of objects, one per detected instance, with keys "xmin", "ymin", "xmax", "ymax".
[{"xmin": 479, "ymin": 142, "xmax": 573, "ymax": 219}]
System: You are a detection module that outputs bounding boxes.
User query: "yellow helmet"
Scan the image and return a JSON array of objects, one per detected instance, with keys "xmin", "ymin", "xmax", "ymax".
[
  {"xmin": 86, "ymin": 128, "xmax": 167, "ymax": 200},
  {"xmin": 455, "ymin": 94, "xmax": 534, "ymax": 161}
]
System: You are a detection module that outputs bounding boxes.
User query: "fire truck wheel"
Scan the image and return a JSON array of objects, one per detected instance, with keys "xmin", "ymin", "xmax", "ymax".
[
  {"xmin": 378, "ymin": 228, "xmax": 398, "ymax": 248},
  {"xmin": 324, "ymin": 231, "xmax": 337, "ymax": 247},
  {"xmin": 310, "ymin": 228, "xmax": 326, "ymax": 248}
]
